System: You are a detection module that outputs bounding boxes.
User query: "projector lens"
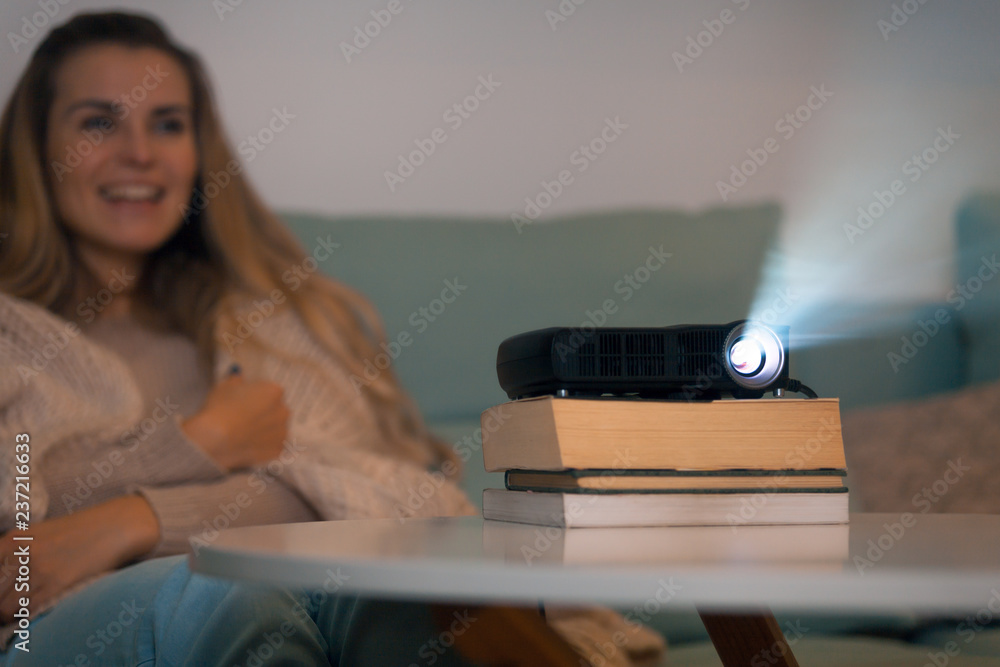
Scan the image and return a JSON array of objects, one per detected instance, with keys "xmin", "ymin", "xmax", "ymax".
[
  {"xmin": 729, "ymin": 337, "xmax": 765, "ymax": 376},
  {"xmin": 723, "ymin": 322, "xmax": 785, "ymax": 390}
]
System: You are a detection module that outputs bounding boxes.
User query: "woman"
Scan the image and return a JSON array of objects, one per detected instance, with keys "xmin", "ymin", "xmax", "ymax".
[{"xmin": 0, "ymin": 11, "xmax": 476, "ymax": 665}]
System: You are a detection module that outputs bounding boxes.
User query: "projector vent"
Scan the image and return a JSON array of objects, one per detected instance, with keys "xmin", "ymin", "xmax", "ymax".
[
  {"xmin": 557, "ymin": 331, "xmax": 668, "ymax": 379},
  {"xmin": 624, "ymin": 332, "xmax": 666, "ymax": 375},
  {"xmin": 677, "ymin": 330, "xmax": 726, "ymax": 377}
]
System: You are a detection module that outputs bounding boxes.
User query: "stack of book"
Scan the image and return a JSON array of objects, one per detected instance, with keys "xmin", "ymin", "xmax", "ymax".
[{"xmin": 480, "ymin": 396, "xmax": 849, "ymax": 528}]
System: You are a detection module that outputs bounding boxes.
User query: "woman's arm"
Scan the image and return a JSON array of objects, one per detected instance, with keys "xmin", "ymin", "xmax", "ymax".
[
  {"xmin": 0, "ymin": 495, "xmax": 158, "ymax": 622},
  {"xmin": 136, "ymin": 470, "xmax": 319, "ymax": 556},
  {"xmin": 0, "ymin": 463, "xmax": 321, "ymax": 618},
  {"xmin": 37, "ymin": 374, "xmax": 293, "ymax": 523}
]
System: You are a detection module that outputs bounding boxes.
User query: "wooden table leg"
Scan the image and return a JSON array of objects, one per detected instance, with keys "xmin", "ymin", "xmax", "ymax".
[
  {"xmin": 430, "ymin": 604, "xmax": 581, "ymax": 666},
  {"xmin": 699, "ymin": 608, "xmax": 800, "ymax": 667},
  {"xmin": 431, "ymin": 603, "xmax": 799, "ymax": 666}
]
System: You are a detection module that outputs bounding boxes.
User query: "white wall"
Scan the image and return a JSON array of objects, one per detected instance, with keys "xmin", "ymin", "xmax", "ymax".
[{"xmin": 3, "ymin": 0, "xmax": 999, "ymax": 309}]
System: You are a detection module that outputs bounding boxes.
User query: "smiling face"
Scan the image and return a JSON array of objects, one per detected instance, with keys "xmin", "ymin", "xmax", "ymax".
[{"xmin": 45, "ymin": 44, "xmax": 197, "ymax": 281}]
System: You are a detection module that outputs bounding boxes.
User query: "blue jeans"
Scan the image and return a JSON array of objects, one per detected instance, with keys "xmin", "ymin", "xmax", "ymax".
[{"xmin": 0, "ymin": 556, "xmax": 474, "ymax": 666}]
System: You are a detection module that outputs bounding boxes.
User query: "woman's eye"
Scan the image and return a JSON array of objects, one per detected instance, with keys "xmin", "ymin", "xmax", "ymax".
[
  {"xmin": 81, "ymin": 116, "xmax": 113, "ymax": 132},
  {"xmin": 155, "ymin": 118, "xmax": 188, "ymax": 134}
]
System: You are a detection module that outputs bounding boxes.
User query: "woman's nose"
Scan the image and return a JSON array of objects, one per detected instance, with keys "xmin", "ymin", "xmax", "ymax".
[{"xmin": 118, "ymin": 125, "xmax": 154, "ymax": 167}]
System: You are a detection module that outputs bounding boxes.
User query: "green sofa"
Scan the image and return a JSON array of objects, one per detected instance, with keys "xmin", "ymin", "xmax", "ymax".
[{"xmin": 279, "ymin": 193, "xmax": 1000, "ymax": 664}]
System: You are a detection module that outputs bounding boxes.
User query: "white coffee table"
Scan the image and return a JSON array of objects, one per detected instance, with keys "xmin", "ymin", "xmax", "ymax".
[{"xmin": 190, "ymin": 513, "xmax": 1000, "ymax": 666}]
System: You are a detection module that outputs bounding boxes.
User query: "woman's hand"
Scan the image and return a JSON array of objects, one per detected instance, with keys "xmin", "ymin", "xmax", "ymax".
[
  {"xmin": 0, "ymin": 495, "xmax": 159, "ymax": 622},
  {"xmin": 181, "ymin": 375, "xmax": 290, "ymax": 472}
]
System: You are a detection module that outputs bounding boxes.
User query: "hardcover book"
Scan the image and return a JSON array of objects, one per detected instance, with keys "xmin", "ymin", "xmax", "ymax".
[
  {"xmin": 481, "ymin": 396, "xmax": 845, "ymax": 472},
  {"xmin": 482, "ymin": 487, "xmax": 849, "ymax": 528}
]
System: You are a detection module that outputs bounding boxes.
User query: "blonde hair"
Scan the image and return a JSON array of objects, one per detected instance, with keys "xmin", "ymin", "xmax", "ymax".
[{"xmin": 0, "ymin": 11, "xmax": 455, "ymax": 471}]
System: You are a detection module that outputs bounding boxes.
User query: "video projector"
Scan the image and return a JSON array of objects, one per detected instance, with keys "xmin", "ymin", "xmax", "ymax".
[{"xmin": 496, "ymin": 320, "xmax": 790, "ymax": 400}]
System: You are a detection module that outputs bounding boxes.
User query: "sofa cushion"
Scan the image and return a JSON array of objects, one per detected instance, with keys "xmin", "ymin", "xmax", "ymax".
[
  {"xmin": 841, "ymin": 380, "xmax": 1000, "ymax": 513},
  {"xmin": 955, "ymin": 192, "xmax": 1000, "ymax": 386}
]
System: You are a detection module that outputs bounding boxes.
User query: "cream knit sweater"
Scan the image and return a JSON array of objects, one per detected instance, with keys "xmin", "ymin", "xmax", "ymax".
[{"xmin": 0, "ymin": 291, "xmax": 474, "ymax": 548}]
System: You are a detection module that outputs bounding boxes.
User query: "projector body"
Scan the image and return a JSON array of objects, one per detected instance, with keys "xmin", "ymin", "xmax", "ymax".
[{"xmin": 496, "ymin": 320, "xmax": 789, "ymax": 400}]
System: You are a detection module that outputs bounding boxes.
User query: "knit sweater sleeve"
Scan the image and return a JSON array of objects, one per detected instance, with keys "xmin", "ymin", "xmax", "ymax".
[
  {"xmin": 134, "ymin": 436, "xmax": 474, "ymax": 558},
  {"xmin": 135, "ymin": 469, "xmax": 320, "ymax": 557},
  {"xmin": 37, "ymin": 416, "xmax": 227, "ymax": 520}
]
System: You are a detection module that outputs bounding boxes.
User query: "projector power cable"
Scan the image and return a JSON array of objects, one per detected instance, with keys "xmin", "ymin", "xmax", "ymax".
[{"xmin": 784, "ymin": 379, "xmax": 818, "ymax": 399}]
